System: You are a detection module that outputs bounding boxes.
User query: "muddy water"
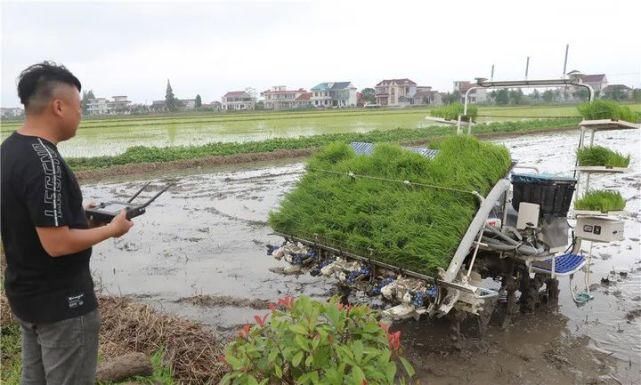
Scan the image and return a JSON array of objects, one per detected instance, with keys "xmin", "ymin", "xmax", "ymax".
[{"xmin": 85, "ymin": 129, "xmax": 641, "ymax": 384}]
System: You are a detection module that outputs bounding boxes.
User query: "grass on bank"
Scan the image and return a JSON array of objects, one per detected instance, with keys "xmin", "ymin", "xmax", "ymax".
[
  {"xmin": 268, "ymin": 136, "xmax": 512, "ymax": 276},
  {"xmin": 66, "ymin": 117, "xmax": 578, "ymax": 171},
  {"xmin": 574, "ymin": 190, "xmax": 626, "ymax": 213},
  {"xmin": 576, "ymin": 146, "xmax": 630, "ymax": 168},
  {"xmin": 0, "ymin": 325, "xmax": 174, "ymax": 385}
]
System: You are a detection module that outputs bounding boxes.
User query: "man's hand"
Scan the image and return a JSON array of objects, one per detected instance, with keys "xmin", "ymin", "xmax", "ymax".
[
  {"xmin": 36, "ymin": 209, "xmax": 134, "ymax": 257},
  {"xmin": 83, "ymin": 200, "xmax": 105, "ymax": 228},
  {"xmin": 108, "ymin": 209, "xmax": 134, "ymax": 238}
]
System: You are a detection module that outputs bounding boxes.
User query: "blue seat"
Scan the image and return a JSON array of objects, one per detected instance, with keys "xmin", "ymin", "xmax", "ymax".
[{"xmin": 531, "ymin": 253, "xmax": 586, "ymax": 276}]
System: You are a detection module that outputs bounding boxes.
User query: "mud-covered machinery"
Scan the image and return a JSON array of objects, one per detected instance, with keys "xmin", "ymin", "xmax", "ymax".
[{"xmin": 267, "ymin": 120, "xmax": 634, "ymax": 327}]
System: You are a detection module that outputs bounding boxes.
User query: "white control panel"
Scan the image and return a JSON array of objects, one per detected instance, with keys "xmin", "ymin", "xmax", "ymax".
[{"xmin": 576, "ymin": 216, "xmax": 624, "ymax": 242}]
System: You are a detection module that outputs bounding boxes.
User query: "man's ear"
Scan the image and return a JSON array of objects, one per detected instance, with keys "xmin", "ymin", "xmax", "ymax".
[{"xmin": 51, "ymin": 98, "xmax": 64, "ymax": 118}]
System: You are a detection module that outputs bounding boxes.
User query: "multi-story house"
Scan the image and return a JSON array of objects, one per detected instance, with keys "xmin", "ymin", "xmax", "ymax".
[
  {"xmin": 310, "ymin": 82, "xmax": 357, "ymax": 107},
  {"xmin": 86, "ymin": 95, "xmax": 132, "ymax": 115},
  {"xmin": 0, "ymin": 107, "xmax": 24, "ymax": 119},
  {"xmin": 413, "ymin": 86, "xmax": 441, "ymax": 105},
  {"xmin": 180, "ymin": 99, "xmax": 196, "ymax": 110},
  {"xmin": 110, "ymin": 95, "xmax": 131, "ymax": 114},
  {"xmin": 578, "ymin": 74, "xmax": 608, "ymax": 94},
  {"xmin": 261, "ymin": 86, "xmax": 308, "ymax": 110},
  {"xmin": 374, "ymin": 79, "xmax": 417, "ymax": 106},
  {"xmin": 453, "ymin": 81, "xmax": 487, "ymax": 104},
  {"xmin": 222, "ymin": 91, "xmax": 256, "ymax": 111},
  {"xmin": 87, "ymin": 98, "xmax": 110, "ymax": 115}
]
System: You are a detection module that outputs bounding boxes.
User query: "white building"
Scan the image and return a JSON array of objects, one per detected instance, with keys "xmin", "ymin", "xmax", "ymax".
[
  {"xmin": 0, "ymin": 107, "xmax": 24, "ymax": 118},
  {"xmin": 222, "ymin": 91, "xmax": 256, "ymax": 111},
  {"xmin": 261, "ymin": 86, "xmax": 309, "ymax": 110},
  {"xmin": 310, "ymin": 82, "xmax": 358, "ymax": 107}
]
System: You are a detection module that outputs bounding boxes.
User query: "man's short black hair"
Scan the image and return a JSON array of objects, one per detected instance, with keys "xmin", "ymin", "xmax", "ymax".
[{"xmin": 17, "ymin": 61, "xmax": 82, "ymax": 113}]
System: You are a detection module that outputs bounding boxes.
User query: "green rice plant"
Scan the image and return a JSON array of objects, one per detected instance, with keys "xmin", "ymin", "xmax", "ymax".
[
  {"xmin": 576, "ymin": 146, "xmax": 630, "ymax": 168},
  {"xmin": 574, "ymin": 190, "xmax": 626, "ymax": 213},
  {"xmin": 577, "ymin": 100, "xmax": 639, "ymax": 122},
  {"xmin": 269, "ymin": 136, "xmax": 511, "ymax": 276},
  {"xmin": 430, "ymin": 103, "xmax": 478, "ymax": 122}
]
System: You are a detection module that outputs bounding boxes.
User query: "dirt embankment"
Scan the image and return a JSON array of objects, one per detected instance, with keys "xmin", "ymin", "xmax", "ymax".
[{"xmin": 75, "ymin": 148, "xmax": 314, "ymax": 182}]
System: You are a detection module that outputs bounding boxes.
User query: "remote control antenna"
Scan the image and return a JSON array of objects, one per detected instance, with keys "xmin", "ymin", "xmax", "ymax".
[{"xmin": 127, "ymin": 181, "xmax": 152, "ymax": 203}]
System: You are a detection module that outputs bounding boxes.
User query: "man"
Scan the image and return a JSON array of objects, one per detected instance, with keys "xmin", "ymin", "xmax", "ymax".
[{"xmin": 1, "ymin": 62, "xmax": 133, "ymax": 384}]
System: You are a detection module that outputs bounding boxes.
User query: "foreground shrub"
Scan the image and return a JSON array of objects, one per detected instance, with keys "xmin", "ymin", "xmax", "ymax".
[
  {"xmin": 576, "ymin": 146, "xmax": 630, "ymax": 168},
  {"xmin": 221, "ymin": 296, "xmax": 415, "ymax": 385},
  {"xmin": 575, "ymin": 190, "xmax": 626, "ymax": 212}
]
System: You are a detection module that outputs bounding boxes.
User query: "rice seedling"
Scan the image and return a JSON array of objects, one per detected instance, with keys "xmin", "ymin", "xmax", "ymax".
[
  {"xmin": 577, "ymin": 100, "xmax": 639, "ymax": 122},
  {"xmin": 576, "ymin": 146, "xmax": 630, "ymax": 168},
  {"xmin": 574, "ymin": 190, "xmax": 626, "ymax": 213},
  {"xmin": 268, "ymin": 135, "xmax": 511, "ymax": 276},
  {"xmin": 430, "ymin": 103, "xmax": 478, "ymax": 122}
]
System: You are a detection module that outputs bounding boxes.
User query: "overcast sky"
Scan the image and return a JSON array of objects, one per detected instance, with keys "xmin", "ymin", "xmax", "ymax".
[{"xmin": 2, "ymin": 0, "xmax": 640, "ymax": 107}]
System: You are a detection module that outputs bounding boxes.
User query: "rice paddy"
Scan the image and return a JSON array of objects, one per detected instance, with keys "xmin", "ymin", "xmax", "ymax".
[
  {"xmin": 268, "ymin": 136, "xmax": 512, "ymax": 276},
  {"xmin": 4, "ymin": 104, "xmax": 638, "ymax": 158}
]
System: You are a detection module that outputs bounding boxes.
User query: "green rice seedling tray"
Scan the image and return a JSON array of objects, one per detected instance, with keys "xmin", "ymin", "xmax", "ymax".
[{"xmin": 269, "ymin": 135, "xmax": 512, "ymax": 276}]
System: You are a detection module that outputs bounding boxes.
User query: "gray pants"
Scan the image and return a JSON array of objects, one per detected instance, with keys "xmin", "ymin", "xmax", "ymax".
[{"xmin": 17, "ymin": 310, "xmax": 100, "ymax": 385}]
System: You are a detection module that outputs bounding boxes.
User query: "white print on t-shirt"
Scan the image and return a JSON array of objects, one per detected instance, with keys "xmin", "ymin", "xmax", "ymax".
[
  {"xmin": 32, "ymin": 139, "xmax": 62, "ymax": 226},
  {"xmin": 67, "ymin": 293, "xmax": 84, "ymax": 309}
]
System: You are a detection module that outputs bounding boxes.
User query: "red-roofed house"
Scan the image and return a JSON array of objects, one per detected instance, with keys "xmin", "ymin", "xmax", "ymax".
[
  {"xmin": 222, "ymin": 90, "xmax": 256, "ymax": 111},
  {"xmin": 375, "ymin": 79, "xmax": 417, "ymax": 106}
]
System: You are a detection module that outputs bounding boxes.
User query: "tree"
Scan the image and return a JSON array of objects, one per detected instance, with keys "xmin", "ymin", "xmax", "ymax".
[
  {"xmin": 360, "ymin": 88, "xmax": 376, "ymax": 104},
  {"xmin": 508, "ymin": 89, "xmax": 523, "ymax": 105},
  {"xmin": 494, "ymin": 89, "xmax": 509, "ymax": 105},
  {"xmin": 603, "ymin": 87, "xmax": 625, "ymax": 101},
  {"xmin": 633, "ymin": 89, "xmax": 641, "ymax": 103},
  {"xmin": 532, "ymin": 89, "xmax": 540, "ymax": 101},
  {"xmin": 195, "ymin": 94, "xmax": 202, "ymax": 108},
  {"xmin": 81, "ymin": 90, "xmax": 95, "ymax": 113},
  {"xmin": 542, "ymin": 90, "xmax": 555, "ymax": 103},
  {"xmin": 165, "ymin": 80, "xmax": 177, "ymax": 112},
  {"xmin": 574, "ymin": 88, "xmax": 589, "ymax": 101}
]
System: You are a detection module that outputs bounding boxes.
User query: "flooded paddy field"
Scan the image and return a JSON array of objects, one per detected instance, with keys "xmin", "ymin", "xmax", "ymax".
[
  {"xmin": 85, "ymin": 129, "xmax": 641, "ymax": 384},
  {"xmin": 6, "ymin": 104, "xmax": 637, "ymax": 158}
]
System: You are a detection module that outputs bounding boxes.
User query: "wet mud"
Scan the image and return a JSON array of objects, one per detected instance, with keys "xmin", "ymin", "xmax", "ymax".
[{"xmin": 85, "ymin": 129, "xmax": 641, "ymax": 384}]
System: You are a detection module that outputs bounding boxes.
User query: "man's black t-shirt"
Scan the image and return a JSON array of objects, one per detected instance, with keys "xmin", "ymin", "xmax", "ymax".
[{"xmin": 1, "ymin": 132, "xmax": 97, "ymax": 323}]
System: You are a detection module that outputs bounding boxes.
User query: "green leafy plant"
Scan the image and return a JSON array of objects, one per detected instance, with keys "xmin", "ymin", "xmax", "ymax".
[
  {"xmin": 576, "ymin": 146, "xmax": 630, "ymax": 168},
  {"xmin": 269, "ymin": 136, "xmax": 511, "ymax": 276},
  {"xmin": 575, "ymin": 190, "xmax": 626, "ymax": 212},
  {"xmin": 430, "ymin": 102, "xmax": 478, "ymax": 122},
  {"xmin": 221, "ymin": 296, "xmax": 415, "ymax": 385},
  {"xmin": 577, "ymin": 100, "xmax": 639, "ymax": 122}
]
